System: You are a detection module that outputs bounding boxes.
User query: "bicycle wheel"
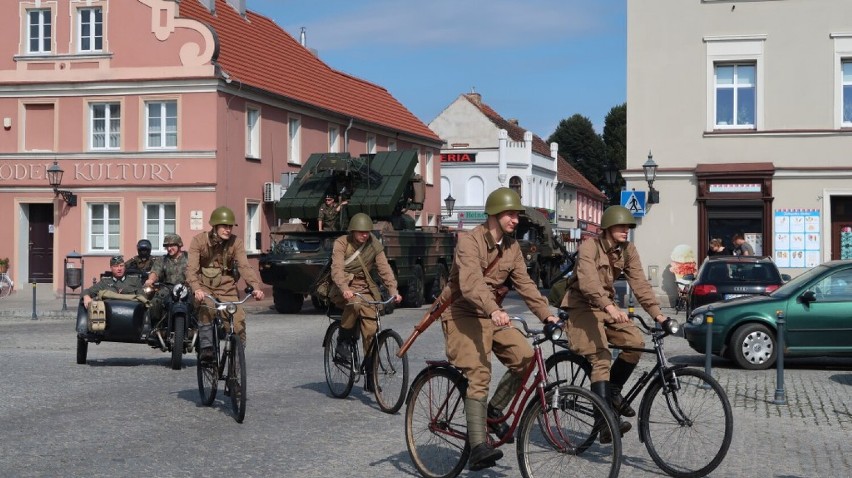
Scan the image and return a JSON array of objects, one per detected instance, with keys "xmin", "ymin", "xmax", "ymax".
[
  {"xmin": 405, "ymin": 366, "xmax": 469, "ymax": 478},
  {"xmin": 516, "ymin": 385, "xmax": 621, "ymax": 478},
  {"xmin": 229, "ymin": 336, "xmax": 247, "ymax": 423},
  {"xmin": 0, "ymin": 275, "xmax": 11, "ymax": 298},
  {"xmin": 372, "ymin": 329, "xmax": 409, "ymax": 414},
  {"xmin": 323, "ymin": 322, "xmax": 354, "ymax": 398},
  {"xmin": 639, "ymin": 367, "xmax": 733, "ymax": 478},
  {"xmin": 197, "ymin": 328, "xmax": 219, "ymax": 406},
  {"xmin": 545, "ymin": 351, "xmax": 592, "ymax": 388}
]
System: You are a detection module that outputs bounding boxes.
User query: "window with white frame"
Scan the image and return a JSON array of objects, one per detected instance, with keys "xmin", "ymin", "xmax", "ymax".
[
  {"xmin": 90, "ymin": 102, "xmax": 120, "ymax": 150},
  {"xmin": 328, "ymin": 125, "xmax": 339, "ymax": 153},
  {"xmin": 388, "ymin": 139, "xmax": 397, "ymax": 151},
  {"xmin": 246, "ymin": 203, "xmax": 261, "ymax": 253},
  {"xmin": 143, "ymin": 203, "xmax": 176, "ymax": 252},
  {"xmin": 146, "ymin": 100, "xmax": 177, "ymax": 149},
  {"xmin": 246, "ymin": 106, "xmax": 260, "ymax": 158},
  {"xmin": 288, "ymin": 116, "xmax": 301, "ymax": 164},
  {"xmin": 27, "ymin": 9, "xmax": 52, "ymax": 54},
  {"xmin": 714, "ymin": 63, "xmax": 756, "ymax": 128},
  {"xmin": 78, "ymin": 7, "xmax": 103, "ymax": 52},
  {"xmin": 843, "ymin": 61, "xmax": 852, "ymax": 126},
  {"xmin": 425, "ymin": 150, "xmax": 434, "ymax": 184},
  {"xmin": 88, "ymin": 203, "xmax": 120, "ymax": 252},
  {"xmin": 366, "ymin": 134, "xmax": 376, "ymax": 154}
]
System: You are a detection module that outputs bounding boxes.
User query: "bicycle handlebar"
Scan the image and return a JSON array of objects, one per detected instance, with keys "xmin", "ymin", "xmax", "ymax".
[
  {"xmin": 509, "ymin": 316, "xmax": 565, "ymax": 341},
  {"xmin": 203, "ymin": 287, "xmax": 256, "ymax": 311},
  {"xmin": 627, "ymin": 311, "xmax": 679, "ymax": 336},
  {"xmin": 353, "ymin": 292, "xmax": 396, "ymax": 306}
]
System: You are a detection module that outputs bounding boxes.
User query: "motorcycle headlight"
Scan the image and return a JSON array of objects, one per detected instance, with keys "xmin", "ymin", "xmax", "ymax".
[
  {"xmin": 173, "ymin": 283, "xmax": 189, "ymax": 300},
  {"xmin": 226, "ymin": 304, "xmax": 238, "ymax": 315},
  {"xmin": 143, "ymin": 285, "xmax": 156, "ymax": 300}
]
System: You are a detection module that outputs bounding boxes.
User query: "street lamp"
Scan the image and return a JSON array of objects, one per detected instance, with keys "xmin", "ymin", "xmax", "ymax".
[
  {"xmin": 642, "ymin": 151, "xmax": 659, "ymax": 204},
  {"xmin": 604, "ymin": 161, "xmax": 621, "ymax": 205},
  {"xmin": 443, "ymin": 194, "xmax": 456, "ymax": 217},
  {"xmin": 46, "ymin": 161, "xmax": 77, "ymax": 207}
]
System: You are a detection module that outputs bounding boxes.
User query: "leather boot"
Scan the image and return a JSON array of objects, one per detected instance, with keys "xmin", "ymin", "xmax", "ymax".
[
  {"xmin": 487, "ymin": 371, "xmax": 521, "ymax": 443},
  {"xmin": 335, "ymin": 326, "xmax": 355, "ymax": 364},
  {"xmin": 465, "ymin": 397, "xmax": 503, "ymax": 471},
  {"xmin": 610, "ymin": 358, "xmax": 637, "ymax": 417},
  {"xmin": 198, "ymin": 324, "xmax": 215, "ymax": 363},
  {"xmin": 591, "ymin": 381, "xmax": 631, "ymax": 445}
]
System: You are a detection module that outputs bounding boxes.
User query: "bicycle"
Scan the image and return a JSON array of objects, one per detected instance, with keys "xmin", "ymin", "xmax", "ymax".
[
  {"xmin": 0, "ymin": 272, "xmax": 13, "ymax": 298},
  {"xmin": 546, "ymin": 311, "xmax": 733, "ymax": 478},
  {"xmin": 404, "ymin": 316, "xmax": 622, "ymax": 478},
  {"xmin": 323, "ymin": 293, "xmax": 409, "ymax": 414},
  {"xmin": 673, "ymin": 278, "xmax": 692, "ymax": 315},
  {"xmin": 196, "ymin": 287, "xmax": 255, "ymax": 423}
]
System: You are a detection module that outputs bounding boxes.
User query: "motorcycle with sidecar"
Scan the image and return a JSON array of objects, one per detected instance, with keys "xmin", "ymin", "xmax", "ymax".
[{"xmin": 75, "ymin": 282, "xmax": 197, "ymax": 369}]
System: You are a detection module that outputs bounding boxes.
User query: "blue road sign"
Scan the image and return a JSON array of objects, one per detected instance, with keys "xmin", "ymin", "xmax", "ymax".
[{"xmin": 621, "ymin": 190, "xmax": 646, "ymax": 217}]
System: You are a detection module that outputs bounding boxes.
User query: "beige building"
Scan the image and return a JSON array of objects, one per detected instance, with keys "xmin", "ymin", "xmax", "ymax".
[{"xmin": 626, "ymin": 0, "xmax": 852, "ymax": 304}]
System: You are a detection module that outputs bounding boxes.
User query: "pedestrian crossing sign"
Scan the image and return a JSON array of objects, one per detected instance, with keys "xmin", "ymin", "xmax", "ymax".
[{"xmin": 621, "ymin": 190, "xmax": 646, "ymax": 217}]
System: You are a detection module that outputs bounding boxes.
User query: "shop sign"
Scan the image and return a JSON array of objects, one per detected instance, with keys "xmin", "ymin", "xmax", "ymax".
[
  {"xmin": 709, "ymin": 183, "xmax": 761, "ymax": 193},
  {"xmin": 440, "ymin": 153, "xmax": 476, "ymax": 162}
]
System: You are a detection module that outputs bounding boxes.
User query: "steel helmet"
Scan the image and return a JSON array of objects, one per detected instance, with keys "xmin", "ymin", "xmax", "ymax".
[
  {"xmin": 209, "ymin": 206, "xmax": 237, "ymax": 226},
  {"xmin": 163, "ymin": 234, "xmax": 183, "ymax": 248},
  {"xmin": 348, "ymin": 213, "xmax": 374, "ymax": 232},
  {"xmin": 136, "ymin": 239, "xmax": 152, "ymax": 253},
  {"xmin": 600, "ymin": 205, "xmax": 637, "ymax": 230},
  {"xmin": 485, "ymin": 188, "xmax": 524, "ymax": 215}
]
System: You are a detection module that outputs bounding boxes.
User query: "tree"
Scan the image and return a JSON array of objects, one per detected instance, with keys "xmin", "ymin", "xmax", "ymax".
[
  {"xmin": 602, "ymin": 103, "xmax": 627, "ymax": 203},
  {"xmin": 548, "ymin": 114, "xmax": 606, "ymax": 190}
]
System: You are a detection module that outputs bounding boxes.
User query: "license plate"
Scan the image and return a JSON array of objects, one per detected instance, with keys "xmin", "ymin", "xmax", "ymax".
[{"xmin": 724, "ymin": 293, "xmax": 748, "ymax": 300}]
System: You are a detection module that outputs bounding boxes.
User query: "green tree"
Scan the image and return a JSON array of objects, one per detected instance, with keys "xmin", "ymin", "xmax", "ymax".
[
  {"xmin": 602, "ymin": 103, "xmax": 627, "ymax": 203},
  {"xmin": 548, "ymin": 114, "xmax": 606, "ymax": 191}
]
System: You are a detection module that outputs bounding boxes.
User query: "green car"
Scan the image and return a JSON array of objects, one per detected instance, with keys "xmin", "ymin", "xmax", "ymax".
[{"xmin": 684, "ymin": 260, "xmax": 852, "ymax": 370}]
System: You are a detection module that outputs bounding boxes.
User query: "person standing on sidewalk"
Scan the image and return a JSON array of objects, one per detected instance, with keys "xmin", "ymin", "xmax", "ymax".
[
  {"xmin": 560, "ymin": 205, "xmax": 666, "ymax": 444},
  {"xmin": 186, "ymin": 207, "xmax": 264, "ymax": 362}
]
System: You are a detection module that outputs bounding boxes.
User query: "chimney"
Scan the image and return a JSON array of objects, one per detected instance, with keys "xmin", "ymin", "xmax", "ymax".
[
  {"xmin": 467, "ymin": 92, "xmax": 482, "ymax": 106},
  {"xmin": 300, "ymin": 27, "xmax": 307, "ymax": 47},
  {"xmin": 225, "ymin": 0, "xmax": 246, "ymax": 16},
  {"xmin": 198, "ymin": 0, "xmax": 215, "ymax": 13},
  {"xmin": 508, "ymin": 118, "xmax": 519, "ymax": 126}
]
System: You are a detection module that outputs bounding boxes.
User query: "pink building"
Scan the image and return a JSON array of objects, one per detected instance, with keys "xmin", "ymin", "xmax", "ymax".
[{"xmin": 0, "ymin": 0, "xmax": 442, "ymax": 294}]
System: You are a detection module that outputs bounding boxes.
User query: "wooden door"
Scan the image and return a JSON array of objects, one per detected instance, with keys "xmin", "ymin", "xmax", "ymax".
[{"xmin": 28, "ymin": 204, "xmax": 54, "ymax": 283}]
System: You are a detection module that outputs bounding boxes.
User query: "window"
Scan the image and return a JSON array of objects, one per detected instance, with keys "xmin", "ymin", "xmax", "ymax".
[
  {"xmin": 843, "ymin": 61, "xmax": 852, "ymax": 126},
  {"xmin": 366, "ymin": 134, "xmax": 376, "ymax": 154},
  {"xmin": 78, "ymin": 7, "xmax": 103, "ymax": 52},
  {"xmin": 146, "ymin": 101, "xmax": 177, "ymax": 149},
  {"xmin": 246, "ymin": 106, "xmax": 260, "ymax": 158},
  {"xmin": 388, "ymin": 139, "xmax": 397, "ymax": 151},
  {"xmin": 27, "ymin": 9, "xmax": 52, "ymax": 54},
  {"xmin": 715, "ymin": 63, "xmax": 756, "ymax": 128},
  {"xmin": 88, "ymin": 203, "xmax": 120, "ymax": 252},
  {"xmin": 246, "ymin": 203, "xmax": 261, "ymax": 253},
  {"xmin": 91, "ymin": 102, "xmax": 120, "ymax": 150},
  {"xmin": 466, "ymin": 176, "xmax": 485, "ymax": 206},
  {"xmin": 328, "ymin": 125, "xmax": 339, "ymax": 153},
  {"xmin": 510, "ymin": 176, "xmax": 523, "ymax": 198},
  {"xmin": 288, "ymin": 116, "xmax": 301, "ymax": 164},
  {"xmin": 425, "ymin": 151, "xmax": 434, "ymax": 185},
  {"xmin": 143, "ymin": 203, "xmax": 176, "ymax": 252}
]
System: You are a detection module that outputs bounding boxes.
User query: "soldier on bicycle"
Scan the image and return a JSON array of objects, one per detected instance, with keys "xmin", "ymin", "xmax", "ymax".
[
  {"xmin": 187, "ymin": 207, "xmax": 264, "ymax": 363},
  {"xmin": 125, "ymin": 239, "xmax": 155, "ymax": 276},
  {"xmin": 560, "ymin": 205, "xmax": 666, "ymax": 444},
  {"xmin": 440, "ymin": 187, "xmax": 557, "ymax": 471},
  {"xmin": 143, "ymin": 234, "xmax": 189, "ymax": 332}
]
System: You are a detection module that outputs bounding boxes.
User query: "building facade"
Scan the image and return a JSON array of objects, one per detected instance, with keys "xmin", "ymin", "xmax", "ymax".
[
  {"xmin": 430, "ymin": 92, "xmax": 605, "ymax": 237},
  {"xmin": 626, "ymin": 0, "xmax": 852, "ymax": 304},
  {"xmin": 0, "ymin": 0, "xmax": 442, "ymax": 294}
]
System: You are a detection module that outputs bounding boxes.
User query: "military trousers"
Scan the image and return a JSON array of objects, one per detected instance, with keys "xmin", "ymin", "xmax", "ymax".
[
  {"xmin": 565, "ymin": 307, "xmax": 644, "ymax": 382},
  {"xmin": 197, "ymin": 294, "xmax": 246, "ymax": 344}
]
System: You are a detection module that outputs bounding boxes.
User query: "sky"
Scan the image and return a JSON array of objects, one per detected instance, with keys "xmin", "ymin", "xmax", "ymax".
[{"xmin": 246, "ymin": 0, "xmax": 626, "ymax": 138}]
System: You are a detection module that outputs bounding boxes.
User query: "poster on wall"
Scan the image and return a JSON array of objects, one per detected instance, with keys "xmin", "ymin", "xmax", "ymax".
[{"xmin": 774, "ymin": 209, "xmax": 820, "ymax": 268}]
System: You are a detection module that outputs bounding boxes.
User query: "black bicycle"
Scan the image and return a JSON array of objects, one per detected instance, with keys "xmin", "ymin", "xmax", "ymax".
[
  {"xmin": 322, "ymin": 293, "xmax": 408, "ymax": 414},
  {"xmin": 546, "ymin": 311, "xmax": 733, "ymax": 478},
  {"xmin": 196, "ymin": 287, "xmax": 255, "ymax": 423}
]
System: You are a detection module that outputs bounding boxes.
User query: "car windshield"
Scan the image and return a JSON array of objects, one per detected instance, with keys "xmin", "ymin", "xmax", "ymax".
[{"xmin": 770, "ymin": 264, "xmax": 829, "ymax": 299}]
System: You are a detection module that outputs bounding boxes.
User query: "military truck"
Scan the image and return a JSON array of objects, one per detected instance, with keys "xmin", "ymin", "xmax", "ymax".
[
  {"xmin": 516, "ymin": 207, "xmax": 567, "ymax": 287},
  {"xmin": 259, "ymin": 151, "xmax": 456, "ymax": 313}
]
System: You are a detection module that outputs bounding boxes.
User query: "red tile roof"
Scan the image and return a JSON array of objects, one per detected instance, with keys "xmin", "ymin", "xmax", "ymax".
[
  {"xmin": 462, "ymin": 93, "xmax": 605, "ymax": 200},
  {"xmin": 179, "ymin": 0, "xmax": 440, "ymax": 143}
]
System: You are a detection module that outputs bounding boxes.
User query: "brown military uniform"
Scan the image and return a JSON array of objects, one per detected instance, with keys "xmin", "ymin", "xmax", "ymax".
[
  {"xmin": 330, "ymin": 234, "xmax": 398, "ymax": 353},
  {"xmin": 186, "ymin": 230, "xmax": 262, "ymax": 343},
  {"xmin": 561, "ymin": 235, "xmax": 662, "ymax": 382},
  {"xmin": 441, "ymin": 224, "xmax": 552, "ymax": 400}
]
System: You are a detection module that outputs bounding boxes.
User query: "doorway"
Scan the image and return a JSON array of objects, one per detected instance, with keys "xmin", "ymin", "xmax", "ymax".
[
  {"xmin": 830, "ymin": 196, "xmax": 852, "ymax": 260},
  {"xmin": 28, "ymin": 203, "xmax": 54, "ymax": 283}
]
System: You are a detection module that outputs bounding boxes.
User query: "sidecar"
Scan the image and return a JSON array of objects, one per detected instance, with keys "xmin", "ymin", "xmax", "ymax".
[{"xmin": 75, "ymin": 298, "xmax": 149, "ymax": 364}]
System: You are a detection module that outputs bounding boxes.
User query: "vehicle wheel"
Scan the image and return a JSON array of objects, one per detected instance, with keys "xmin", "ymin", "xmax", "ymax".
[
  {"xmin": 311, "ymin": 294, "xmax": 325, "ymax": 311},
  {"xmin": 229, "ymin": 336, "xmax": 247, "ymax": 423},
  {"xmin": 402, "ymin": 265, "xmax": 425, "ymax": 308},
  {"xmin": 426, "ymin": 263, "xmax": 449, "ymax": 303},
  {"xmin": 0, "ymin": 274, "xmax": 12, "ymax": 298},
  {"xmin": 372, "ymin": 330, "xmax": 409, "ymax": 414},
  {"xmin": 516, "ymin": 385, "xmax": 621, "ymax": 478},
  {"xmin": 545, "ymin": 350, "xmax": 592, "ymax": 388},
  {"xmin": 323, "ymin": 322, "xmax": 355, "ymax": 398},
  {"xmin": 529, "ymin": 261, "xmax": 541, "ymax": 288},
  {"xmin": 76, "ymin": 337, "xmax": 88, "ymax": 365},
  {"xmin": 169, "ymin": 314, "xmax": 185, "ymax": 370},
  {"xmin": 273, "ymin": 286, "xmax": 303, "ymax": 313},
  {"xmin": 639, "ymin": 368, "xmax": 733, "ymax": 478},
  {"xmin": 197, "ymin": 341, "xmax": 218, "ymax": 406},
  {"xmin": 731, "ymin": 323, "xmax": 776, "ymax": 370},
  {"xmin": 405, "ymin": 367, "xmax": 469, "ymax": 478}
]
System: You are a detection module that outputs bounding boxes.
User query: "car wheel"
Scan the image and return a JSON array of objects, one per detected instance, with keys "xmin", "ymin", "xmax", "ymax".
[{"xmin": 731, "ymin": 323, "xmax": 776, "ymax": 370}]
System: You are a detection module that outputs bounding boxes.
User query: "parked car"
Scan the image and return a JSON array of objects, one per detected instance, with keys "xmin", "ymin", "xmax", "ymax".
[
  {"xmin": 686, "ymin": 256, "xmax": 788, "ymax": 316},
  {"xmin": 684, "ymin": 260, "xmax": 852, "ymax": 369}
]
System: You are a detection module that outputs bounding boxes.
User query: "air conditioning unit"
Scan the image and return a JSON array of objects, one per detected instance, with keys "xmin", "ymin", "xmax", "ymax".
[{"xmin": 263, "ymin": 182, "xmax": 283, "ymax": 203}]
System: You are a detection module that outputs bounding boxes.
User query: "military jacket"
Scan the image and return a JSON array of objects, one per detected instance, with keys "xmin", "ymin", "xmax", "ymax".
[
  {"xmin": 186, "ymin": 230, "xmax": 261, "ymax": 294},
  {"xmin": 318, "ymin": 203, "xmax": 340, "ymax": 231},
  {"xmin": 84, "ymin": 274, "xmax": 143, "ymax": 299},
  {"xmin": 150, "ymin": 251, "xmax": 189, "ymax": 284},
  {"xmin": 125, "ymin": 255, "xmax": 155, "ymax": 273}
]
